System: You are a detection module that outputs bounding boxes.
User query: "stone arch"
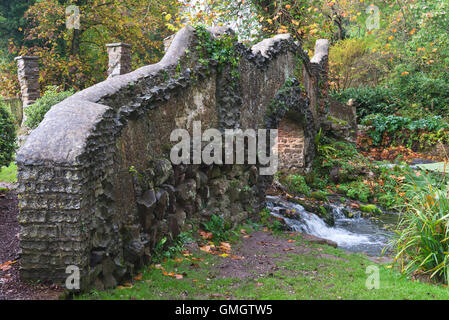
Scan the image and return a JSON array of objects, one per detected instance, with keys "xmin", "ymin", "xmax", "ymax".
[{"xmin": 265, "ymin": 81, "xmax": 317, "ymax": 174}]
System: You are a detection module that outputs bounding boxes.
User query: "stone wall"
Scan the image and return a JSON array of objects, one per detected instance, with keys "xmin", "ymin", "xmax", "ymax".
[
  {"xmin": 15, "ymin": 26, "xmax": 315, "ymax": 290},
  {"xmin": 278, "ymin": 118, "xmax": 305, "ymax": 172},
  {"xmin": 321, "ymin": 97, "xmax": 357, "ymax": 143},
  {"xmin": 14, "ymin": 56, "xmax": 40, "ymax": 125}
]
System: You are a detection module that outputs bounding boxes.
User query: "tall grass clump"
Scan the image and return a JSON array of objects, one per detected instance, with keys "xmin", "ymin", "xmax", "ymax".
[{"xmin": 391, "ymin": 171, "xmax": 449, "ymax": 283}]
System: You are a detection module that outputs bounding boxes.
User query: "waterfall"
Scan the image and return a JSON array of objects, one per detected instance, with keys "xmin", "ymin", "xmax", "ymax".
[{"xmin": 266, "ymin": 196, "xmax": 395, "ymax": 256}]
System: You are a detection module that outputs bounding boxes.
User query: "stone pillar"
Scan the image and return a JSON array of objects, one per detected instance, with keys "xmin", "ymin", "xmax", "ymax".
[
  {"xmin": 163, "ymin": 34, "xmax": 175, "ymax": 52},
  {"xmin": 14, "ymin": 56, "xmax": 40, "ymax": 124},
  {"xmin": 303, "ymin": 39, "xmax": 329, "ymax": 126},
  {"xmin": 106, "ymin": 43, "xmax": 131, "ymax": 78}
]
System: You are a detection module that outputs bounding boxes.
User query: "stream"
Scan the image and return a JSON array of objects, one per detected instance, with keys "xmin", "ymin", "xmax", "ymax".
[{"xmin": 266, "ymin": 195, "xmax": 399, "ymax": 256}]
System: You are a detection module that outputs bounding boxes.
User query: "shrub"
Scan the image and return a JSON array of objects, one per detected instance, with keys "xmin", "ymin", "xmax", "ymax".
[
  {"xmin": 331, "ymin": 73, "xmax": 449, "ymax": 120},
  {"xmin": 391, "ymin": 182, "xmax": 449, "ymax": 284},
  {"xmin": 388, "ymin": 70, "xmax": 449, "ymax": 117},
  {"xmin": 0, "ymin": 101, "xmax": 16, "ymax": 168},
  {"xmin": 310, "ymin": 190, "xmax": 328, "ymax": 201},
  {"xmin": 202, "ymin": 214, "xmax": 236, "ymax": 243},
  {"xmin": 336, "ymin": 181, "xmax": 371, "ymax": 203},
  {"xmin": 330, "ymin": 85, "xmax": 400, "ymax": 119},
  {"xmin": 24, "ymin": 86, "xmax": 74, "ymax": 129},
  {"xmin": 281, "ymin": 174, "xmax": 311, "ymax": 196},
  {"xmin": 329, "ymin": 39, "xmax": 383, "ymax": 90},
  {"xmin": 361, "ymin": 114, "xmax": 448, "ymax": 146}
]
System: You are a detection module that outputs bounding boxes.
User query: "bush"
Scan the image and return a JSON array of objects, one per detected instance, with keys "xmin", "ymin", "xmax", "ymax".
[
  {"xmin": 361, "ymin": 114, "xmax": 448, "ymax": 146},
  {"xmin": 202, "ymin": 214, "xmax": 236, "ymax": 243},
  {"xmin": 336, "ymin": 181, "xmax": 371, "ymax": 203},
  {"xmin": 330, "ymin": 85, "xmax": 400, "ymax": 119},
  {"xmin": 388, "ymin": 70, "xmax": 449, "ymax": 117},
  {"xmin": 329, "ymin": 39, "xmax": 383, "ymax": 90},
  {"xmin": 24, "ymin": 86, "xmax": 74, "ymax": 129},
  {"xmin": 0, "ymin": 102, "xmax": 16, "ymax": 168},
  {"xmin": 281, "ymin": 174, "xmax": 311, "ymax": 196},
  {"xmin": 331, "ymin": 72, "xmax": 449, "ymax": 121},
  {"xmin": 391, "ymin": 182, "xmax": 449, "ymax": 284}
]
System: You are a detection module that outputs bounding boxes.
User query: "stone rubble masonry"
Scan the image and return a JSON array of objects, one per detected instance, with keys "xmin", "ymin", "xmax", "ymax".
[
  {"xmin": 15, "ymin": 26, "xmax": 352, "ymax": 291},
  {"xmin": 278, "ymin": 118, "xmax": 305, "ymax": 172},
  {"xmin": 14, "ymin": 56, "xmax": 40, "ymax": 125},
  {"xmin": 302, "ymin": 39, "xmax": 329, "ymax": 126},
  {"xmin": 106, "ymin": 43, "xmax": 132, "ymax": 78}
]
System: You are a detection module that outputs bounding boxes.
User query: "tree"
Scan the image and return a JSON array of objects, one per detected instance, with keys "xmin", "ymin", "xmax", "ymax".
[
  {"xmin": 0, "ymin": 0, "xmax": 181, "ymax": 97},
  {"xmin": 0, "ymin": 1, "xmax": 35, "ymax": 55}
]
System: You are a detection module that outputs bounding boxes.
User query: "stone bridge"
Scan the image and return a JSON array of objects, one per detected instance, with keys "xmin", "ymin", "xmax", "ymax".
[{"xmin": 15, "ymin": 26, "xmax": 355, "ymax": 290}]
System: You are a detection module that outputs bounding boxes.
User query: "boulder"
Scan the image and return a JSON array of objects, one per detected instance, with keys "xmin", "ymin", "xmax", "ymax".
[{"xmin": 153, "ymin": 159, "xmax": 174, "ymax": 186}]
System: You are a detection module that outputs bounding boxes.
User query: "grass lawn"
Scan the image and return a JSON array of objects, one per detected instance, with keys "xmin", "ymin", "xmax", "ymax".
[
  {"xmin": 0, "ymin": 162, "xmax": 17, "ymax": 184},
  {"xmin": 76, "ymin": 230, "xmax": 449, "ymax": 300}
]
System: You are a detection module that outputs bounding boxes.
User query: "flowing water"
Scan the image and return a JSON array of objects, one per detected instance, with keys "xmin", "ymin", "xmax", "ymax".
[{"xmin": 266, "ymin": 195, "xmax": 399, "ymax": 256}]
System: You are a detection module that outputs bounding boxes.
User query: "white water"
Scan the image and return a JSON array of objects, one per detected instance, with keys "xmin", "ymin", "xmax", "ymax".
[{"xmin": 266, "ymin": 196, "xmax": 394, "ymax": 256}]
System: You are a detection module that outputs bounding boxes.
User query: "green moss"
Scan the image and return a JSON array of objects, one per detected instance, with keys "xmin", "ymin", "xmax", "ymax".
[
  {"xmin": 280, "ymin": 174, "xmax": 311, "ymax": 196},
  {"xmin": 326, "ymin": 115, "xmax": 348, "ymax": 126},
  {"xmin": 310, "ymin": 190, "xmax": 328, "ymax": 201},
  {"xmin": 359, "ymin": 204, "xmax": 382, "ymax": 215}
]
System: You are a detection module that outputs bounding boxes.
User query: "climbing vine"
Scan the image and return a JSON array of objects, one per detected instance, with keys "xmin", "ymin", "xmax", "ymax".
[{"xmin": 194, "ymin": 25, "xmax": 240, "ymax": 79}]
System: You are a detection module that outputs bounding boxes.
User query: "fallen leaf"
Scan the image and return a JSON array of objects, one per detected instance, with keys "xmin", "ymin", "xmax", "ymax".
[
  {"xmin": 175, "ymin": 274, "xmax": 183, "ymax": 280},
  {"xmin": 219, "ymin": 242, "xmax": 231, "ymax": 253},
  {"xmin": 191, "ymin": 257, "xmax": 204, "ymax": 262},
  {"xmin": 181, "ymin": 250, "xmax": 192, "ymax": 257},
  {"xmin": 134, "ymin": 273, "xmax": 143, "ymax": 281},
  {"xmin": 200, "ymin": 245, "xmax": 211, "ymax": 253},
  {"xmin": 199, "ymin": 230, "xmax": 213, "ymax": 240},
  {"xmin": 0, "ymin": 260, "xmax": 17, "ymax": 271}
]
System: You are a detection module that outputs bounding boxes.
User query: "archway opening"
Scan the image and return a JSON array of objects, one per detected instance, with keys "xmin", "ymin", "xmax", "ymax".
[{"xmin": 277, "ymin": 111, "xmax": 306, "ymax": 173}]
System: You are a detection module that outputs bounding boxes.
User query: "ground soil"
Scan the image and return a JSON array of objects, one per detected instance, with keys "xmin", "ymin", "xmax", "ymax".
[{"xmin": 0, "ymin": 187, "xmax": 63, "ymax": 300}]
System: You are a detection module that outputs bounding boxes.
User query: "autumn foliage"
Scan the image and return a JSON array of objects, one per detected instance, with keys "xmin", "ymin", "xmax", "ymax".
[{"xmin": 1, "ymin": 0, "xmax": 180, "ymax": 97}]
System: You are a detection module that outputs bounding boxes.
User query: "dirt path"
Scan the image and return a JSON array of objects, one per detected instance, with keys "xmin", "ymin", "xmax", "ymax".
[{"xmin": 0, "ymin": 188, "xmax": 63, "ymax": 300}]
